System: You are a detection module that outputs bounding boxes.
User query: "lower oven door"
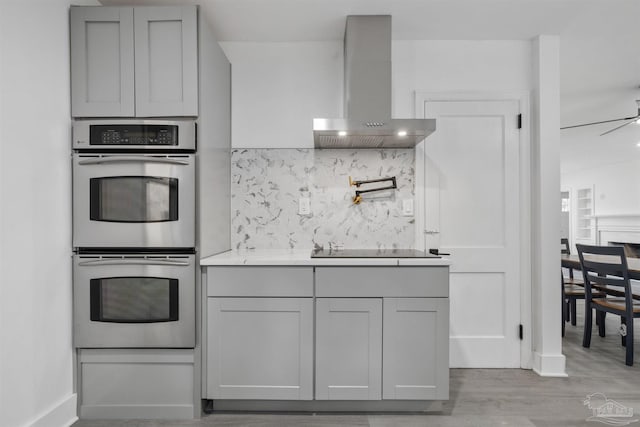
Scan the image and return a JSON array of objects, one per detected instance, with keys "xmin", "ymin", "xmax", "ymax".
[
  {"xmin": 72, "ymin": 153, "xmax": 195, "ymax": 249},
  {"xmin": 73, "ymin": 254, "xmax": 195, "ymax": 348}
]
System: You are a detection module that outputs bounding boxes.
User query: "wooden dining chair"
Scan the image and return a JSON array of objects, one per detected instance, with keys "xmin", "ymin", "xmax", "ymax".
[
  {"xmin": 561, "ymin": 238, "xmax": 587, "ymax": 331},
  {"xmin": 577, "ymin": 244, "xmax": 640, "ymax": 366},
  {"xmin": 561, "ymin": 238, "xmax": 583, "ymax": 286}
]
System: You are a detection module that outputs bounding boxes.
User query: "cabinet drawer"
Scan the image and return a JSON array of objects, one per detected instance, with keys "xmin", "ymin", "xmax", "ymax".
[
  {"xmin": 316, "ymin": 267, "xmax": 448, "ymax": 298},
  {"xmin": 206, "ymin": 267, "xmax": 313, "ymax": 297}
]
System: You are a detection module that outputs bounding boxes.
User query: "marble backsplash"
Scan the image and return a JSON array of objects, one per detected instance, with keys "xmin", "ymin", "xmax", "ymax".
[{"xmin": 231, "ymin": 149, "xmax": 416, "ymax": 250}]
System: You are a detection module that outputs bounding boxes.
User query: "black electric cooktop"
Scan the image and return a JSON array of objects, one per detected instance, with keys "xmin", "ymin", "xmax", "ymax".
[{"xmin": 310, "ymin": 248, "xmax": 440, "ymax": 258}]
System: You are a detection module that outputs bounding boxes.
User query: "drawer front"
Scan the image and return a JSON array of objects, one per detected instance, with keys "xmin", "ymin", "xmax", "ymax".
[
  {"xmin": 206, "ymin": 267, "xmax": 313, "ymax": 297},
  {"xmin": 316, "ymin": 267, "xmax": 449, "ymax": 298}
]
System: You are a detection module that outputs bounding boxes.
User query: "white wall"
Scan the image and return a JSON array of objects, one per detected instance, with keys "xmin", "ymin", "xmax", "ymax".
[
  {"xmin": 222, "ymin": 40, "xmax": 532, "ymax": 149},
  {"xmin": 562, "ymin": 159, "xmax": 640, "ymax": 217},
  {"xmin": 0, "ymin": 1, "xmax": 84, "ymax": 426},
  {"xmin": 392, "ymin": 40, "xmax": 532, "ymax": 116},
  {"xmin": 219, "ymin": 42, "xmax": 343, "ymax": 148}
]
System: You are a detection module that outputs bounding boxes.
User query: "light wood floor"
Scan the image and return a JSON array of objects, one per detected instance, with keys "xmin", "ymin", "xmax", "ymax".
[{"xmin": 73, "ymin": 302, "xmax": 640, "ymax": 427}]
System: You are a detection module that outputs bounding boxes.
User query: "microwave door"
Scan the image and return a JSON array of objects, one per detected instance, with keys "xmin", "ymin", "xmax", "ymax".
[{"xmin": 72, "ymin": 154, "xmax": 195, "ymax": 249}]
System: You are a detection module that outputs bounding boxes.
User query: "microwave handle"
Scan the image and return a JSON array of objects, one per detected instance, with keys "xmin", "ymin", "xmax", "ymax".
[
  {"xmin": 78, "ymin": 156, "xmax": 189, "ymax": 166},
  {"xmin": 78, "ymin": 259, "xmax": 191, "ymax": 267}
]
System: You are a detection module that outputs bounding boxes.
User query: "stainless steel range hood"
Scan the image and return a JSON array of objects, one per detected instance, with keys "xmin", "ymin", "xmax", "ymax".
[{"xmin": 313, "ymin": 15, "xmax": 435, "ymax": 149}]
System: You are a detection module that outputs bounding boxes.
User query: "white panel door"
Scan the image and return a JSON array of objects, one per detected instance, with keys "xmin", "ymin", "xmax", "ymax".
[
  {"xmin": 315, "ymin": 298, "xmax": 382, "ymax": 400},
  {"xmin": 207, "ymin": 298, "xmax": 313, "ymax": 400},
  {"xmin": 421, "ymin": 99, "xmax": 521, "ymax": 368}
]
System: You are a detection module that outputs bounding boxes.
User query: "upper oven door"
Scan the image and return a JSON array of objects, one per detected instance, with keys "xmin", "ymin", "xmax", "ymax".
[{"xmin": 73, "ymin": 153, "xmax": 195, "ymax": 249}]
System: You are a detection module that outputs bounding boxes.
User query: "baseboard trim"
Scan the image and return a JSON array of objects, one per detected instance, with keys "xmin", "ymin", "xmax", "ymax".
[
  {"xmin": 28, "ymin": 393, "xmax": 77, "ymax": 427},
  {"xmin": 532, "ymin": 352, "xmax": 568, "ymax": 377},
  {"xmin": 208, "ymin": 399, "xmax": 444, "ymax": 412},
  {"xmin": 80, "ymin": 404, "xmax": 194, "ymax": 419}
]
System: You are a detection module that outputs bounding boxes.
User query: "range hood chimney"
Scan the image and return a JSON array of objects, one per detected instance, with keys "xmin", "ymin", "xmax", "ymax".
[{"xmin": 313, "ymin": 15, "xmax": 436, "ymax": 148}]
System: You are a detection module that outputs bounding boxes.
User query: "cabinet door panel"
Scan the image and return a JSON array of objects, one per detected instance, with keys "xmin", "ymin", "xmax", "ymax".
[
  {"xmin": 207, "ymin": 298, "xmax": 313, "ymax": 400},
  {"xmin": 315, "ymin": 298, "xmax": 382, "ymax": 400},
  {"xmin": 383, "ymin": 298, "xmax": 449, "ymax": 400},
  {"xmin": 134, "ymin": 6, "xmax": 198, "ymax": 117},
  {"xmin": 70, "ymin": 7, "xmax": 135, "ymax": 117}
]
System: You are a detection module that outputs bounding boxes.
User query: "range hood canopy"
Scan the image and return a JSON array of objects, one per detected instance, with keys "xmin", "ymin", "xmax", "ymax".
[{"xmin": 313, "ymin": 15, "xmax": 435, "ymax": 149}]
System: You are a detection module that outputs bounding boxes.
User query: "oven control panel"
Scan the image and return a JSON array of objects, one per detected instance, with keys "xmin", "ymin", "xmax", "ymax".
[
  {"xmin": 72, "ymin": 120, "xmax": 196, "ymax": 151},
  {"xmin": 91, "ymin": 125, "xmax": 178, "ymax": 146}
]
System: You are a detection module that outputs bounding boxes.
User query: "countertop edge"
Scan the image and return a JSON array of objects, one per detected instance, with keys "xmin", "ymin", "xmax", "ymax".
[{"xmin": 200, "ymin": 250, "xmax": 451, "ymax": 267}]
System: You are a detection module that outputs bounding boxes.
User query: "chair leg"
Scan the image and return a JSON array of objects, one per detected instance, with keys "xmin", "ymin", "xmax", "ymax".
[
  {"xmin": 598, "ymin": 311, "xmax": 606, "ymax": 337},
  {"xmin": 566, "ymin": 301, "xmax": 571, "ymax": 322},
  {"xmin": 571, "ymin": 299, "xmax": 578, "ymax": 326},
  {"xmin": 583, "ymin": 303, "xmax": 593, "ymax": 348},
  {"xmin": 621, "ymin": 317, "xmax": 627, "ymax": 347},
  {"xmin": 625, "ymin": 319, "xmax": 633, "ymax": 366}
]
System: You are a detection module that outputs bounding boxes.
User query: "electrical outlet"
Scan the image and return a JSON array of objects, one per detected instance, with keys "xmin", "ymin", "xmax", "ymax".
[
  {"xmin": 299, "ymin": 197, "xmax": 311, "ymax": 215},
  {"xmin": 402, "ymin": 199, "xmax": 414, "ymax": 216}
]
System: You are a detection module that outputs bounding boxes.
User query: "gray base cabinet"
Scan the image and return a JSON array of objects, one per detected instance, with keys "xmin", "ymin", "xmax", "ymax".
[
  {"xmin": 205, "ymin": 265, "xmax": 449, "ymax": 406},
  {"xmin": 70, "ymin": 6, "xmax": 198, "ymax": 117},
  {"xmin": 383, "ymin": 298, "xmax": 449, "ymax": 400},
  {"xmin": 207, "ymin": 297, "xmax": 313, "ymax": 400},
  {"xmin": 205, "ymin": 267, "xmax": 315, "ymax": 400},
  {"xmin": 315, "ymin": 298, "xmax": 382, "ymax": 400},
  {"xmin": 78, "ymin": 349, "xmax": 196, "ymax": 419}
]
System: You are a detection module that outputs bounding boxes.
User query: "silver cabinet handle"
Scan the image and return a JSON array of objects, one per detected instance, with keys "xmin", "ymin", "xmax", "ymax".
[
  {"xmin": 424, "ymin": 230, "xmax": 440, "ymax": 234},
  {"xmin": 78, "ymin": 259, "xmax": 190, "ymax": 267},
  {"xmin": 78, "ymin": 156, "xmax": 189, "ymax": 166}
]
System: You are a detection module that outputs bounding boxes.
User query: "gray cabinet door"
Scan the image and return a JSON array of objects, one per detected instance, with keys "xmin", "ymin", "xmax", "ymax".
[
  {"xmin": 70, "ymin": 7, "xmax": 135, "ymax": 117},
  {"xmin": 134, "ymin": 6, "xmax": 198, "ymax": 117},
  {"xmin": 383, "ymin": 298, "xmax": 449, "ymax": 400},
  {"xmin": 315, "ymin": 298, "xmax": 382, "ymax": 400},
  {"xmin": 207, "ymin": 298, "xmax": 313, "ymax": 400}
]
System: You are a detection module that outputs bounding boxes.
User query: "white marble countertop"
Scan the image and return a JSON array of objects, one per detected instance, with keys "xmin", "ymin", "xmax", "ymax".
[{"xmin": 200, "ymin": 249, "xmax": 451, "ymax": 266}]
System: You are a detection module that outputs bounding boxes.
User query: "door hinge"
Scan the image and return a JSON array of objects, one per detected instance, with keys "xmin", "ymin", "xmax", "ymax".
[
  {"xmin": 519, "ymin": 324, "xmax": 523, "ymax": 340},
  {"xmin": 517, "ymin": 114, "xmax": 522, "ymax": 129}
]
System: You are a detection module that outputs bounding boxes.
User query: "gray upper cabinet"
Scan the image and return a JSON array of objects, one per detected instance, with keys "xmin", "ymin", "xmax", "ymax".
[
  {"xmin": 70, "ymin": 6, "xmax": 198, "ymax": 118},
  {"xmin": 134, "ymin": 7, "xmax": 198, "ymax": 117},
  {"xmin": 70, "ymin": 7, "xmax": 135, "ymax": 117}
]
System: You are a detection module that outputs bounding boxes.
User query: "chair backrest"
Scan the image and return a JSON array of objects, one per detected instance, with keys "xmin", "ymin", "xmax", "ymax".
[
  {"xmin": 576, "ymin": 244, "xmax": 633, "ymax": 310},
  {"xmin": 561, "ymin": 238, "xmax": 571, "ymax": 255}
]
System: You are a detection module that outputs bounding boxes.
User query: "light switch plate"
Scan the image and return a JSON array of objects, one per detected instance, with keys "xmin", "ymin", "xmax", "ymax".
[
  {"xmin": 299, "ymin": 197, "xmax": 311, "ymax": 215},
  {"xmin": 402, "ymin": 199, "xmax": 414, "ymax": 216}
]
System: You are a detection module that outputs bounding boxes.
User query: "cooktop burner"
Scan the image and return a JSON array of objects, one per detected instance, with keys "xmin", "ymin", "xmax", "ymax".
[{"xmin": 310, "ymin": 248, "xmax": 440, "ymax": 258}]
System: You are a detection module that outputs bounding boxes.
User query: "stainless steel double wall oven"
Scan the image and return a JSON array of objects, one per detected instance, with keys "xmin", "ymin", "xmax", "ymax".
[{"xmin": 72, "ymin": 119, "xmax": 196, "ymax": 348}]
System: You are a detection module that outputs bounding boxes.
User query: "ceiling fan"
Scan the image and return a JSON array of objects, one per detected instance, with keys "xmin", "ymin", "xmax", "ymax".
[{"xmin": 560, "ymin": 100, "xmax": 640, "ymax": 136}]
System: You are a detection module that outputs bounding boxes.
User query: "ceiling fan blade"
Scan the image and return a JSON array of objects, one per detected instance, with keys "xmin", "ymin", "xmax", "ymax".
[
  {"xmin": 560, "ymin": 116, "xmax": 638, "ymax": 130},
  {"xmin": 600, "ymin": 117, "xmax": 639, "ymax": 136}
]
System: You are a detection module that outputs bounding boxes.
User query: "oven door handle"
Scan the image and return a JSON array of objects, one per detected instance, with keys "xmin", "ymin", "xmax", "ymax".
[
  {"xmin": 77, "ymin": 156, "xmax": 190, "ymax": 166},
  {"xmin": 78, "ymin": 259, "xmax": 191, "ymax": 267}
]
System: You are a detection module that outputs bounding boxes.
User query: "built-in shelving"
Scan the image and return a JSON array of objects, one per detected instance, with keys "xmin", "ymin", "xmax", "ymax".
[{"xmin": 576, "ymin": 187, "xmax": 594, "ymax": 241}]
